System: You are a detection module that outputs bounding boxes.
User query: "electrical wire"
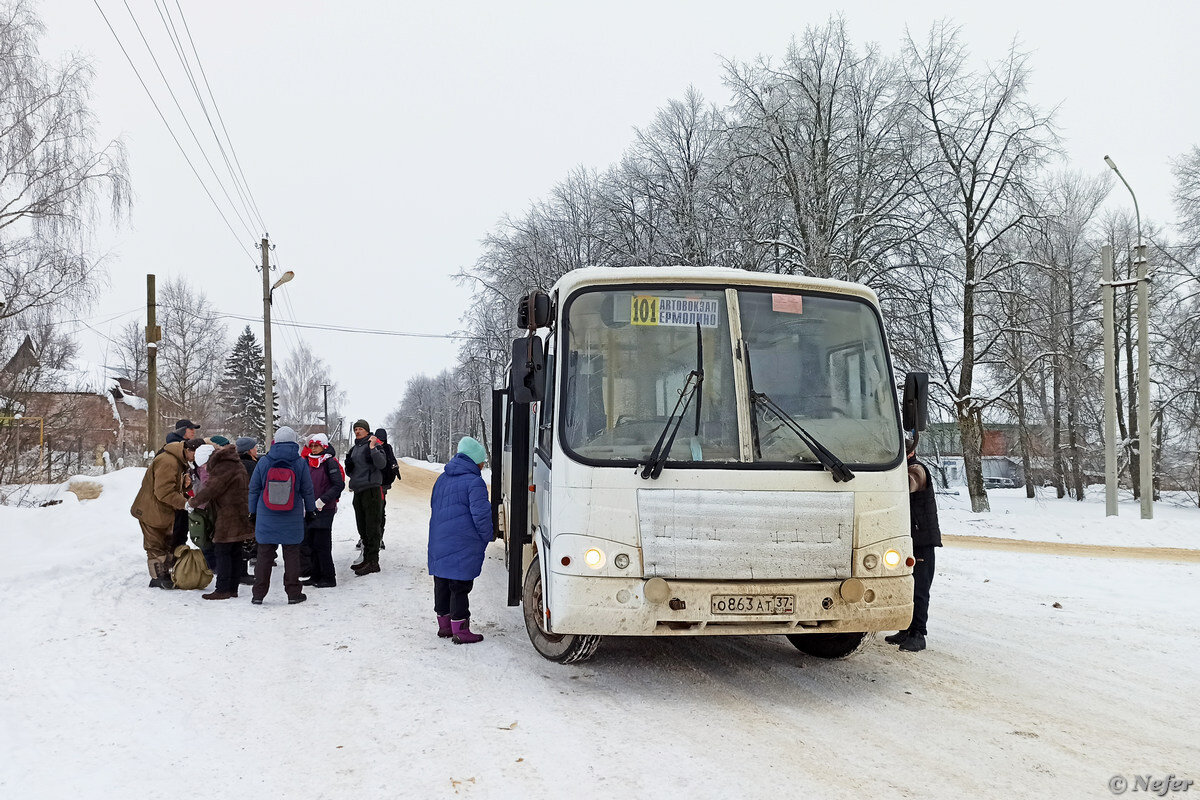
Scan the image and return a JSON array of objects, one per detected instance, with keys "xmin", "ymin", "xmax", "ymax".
[
  {"xmin": 92, "ymin": 0, "xmax": 256, "ymax": 261},
  {"xmin": 152, "ymin": 0, "xmax": 266, "ymax": 235},
  {"xmin": 117, "ymin": 0, "xmax": 259, "ymax": 242},
  {"xmin": 171, "ymin": 0, "xmax": 269, "ymax": 233}
]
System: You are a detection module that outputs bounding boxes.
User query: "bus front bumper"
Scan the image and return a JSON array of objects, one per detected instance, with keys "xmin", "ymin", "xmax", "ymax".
[{"xmin": 544, "ymin": 572, "xmax": 914, "ymax": 637}]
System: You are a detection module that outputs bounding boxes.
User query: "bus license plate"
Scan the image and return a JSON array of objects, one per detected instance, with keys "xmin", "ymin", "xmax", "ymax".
[{"xmin": 710, "ymin": 595, "xmax": 795, "ymax": 615}]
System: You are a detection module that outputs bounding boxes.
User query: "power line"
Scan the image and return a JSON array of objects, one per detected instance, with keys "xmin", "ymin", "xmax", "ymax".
[
  {"xmin": 117, "ymin": 0, "xmax": 259, "ymax": 242},
  {"xmin": 92, "ymin": 0, "xmax": 255, "ymax": 261},
  {"xmin": 171, "ymin": 0, "xmax": 269, "ymax": 233},
  {"xmin": 152, "ymin": 0, "xmax": 266, "ymax": 234},
  {"xmin": 211, "ymin": 311, "xmax": 481, "ymax": 340}
]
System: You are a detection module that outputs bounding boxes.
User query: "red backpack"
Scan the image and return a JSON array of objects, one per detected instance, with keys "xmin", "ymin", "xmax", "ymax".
[{"xmin": 263, "ymin": 465, "xmax": 296, "ymax": 511}]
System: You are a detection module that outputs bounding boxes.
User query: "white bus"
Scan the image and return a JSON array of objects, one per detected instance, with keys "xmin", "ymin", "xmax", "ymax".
[{"xmin": 491, "ymin": 266, "xmax": 928, "ymax": 664}]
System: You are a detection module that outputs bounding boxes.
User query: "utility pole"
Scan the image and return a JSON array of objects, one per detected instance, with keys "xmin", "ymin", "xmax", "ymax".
[
  {"xmin": 1135, "ymin": 242, "xmax": 1153, "ymax": 519},
  {"xmin": 321, "ymin": 383, "xmax": 330, "ymax": 435},
  {"xmin": 261, "ymin": 237, "xmax": 274, "ymax": 450},
  {"xmin": 1101, "ymin": 246, "xmax": 1118, "ymax": 516},
  {"xmin": 146, "ymin": 275, "xmax": 161, "ymax": 452}
]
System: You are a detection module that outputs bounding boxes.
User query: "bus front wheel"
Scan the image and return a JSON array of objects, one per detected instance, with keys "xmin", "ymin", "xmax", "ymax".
[
  {"xmin": 786, "ymin": 631, "xmax": 865, "ymax": 659},
  {"xmin": 522, "ymin": 557, "xmax": 602, "ymax": 664}
]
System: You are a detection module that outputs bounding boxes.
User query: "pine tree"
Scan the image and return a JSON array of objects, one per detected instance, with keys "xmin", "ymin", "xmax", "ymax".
[{"xmin": 220, "ymin": 326, "xmax": 268, "ymax": 438}]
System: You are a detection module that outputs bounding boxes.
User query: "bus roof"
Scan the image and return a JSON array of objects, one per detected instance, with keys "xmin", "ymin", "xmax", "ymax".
[{"xmin": 550, "ymin": 266, "xmax": 881, "ymax": 307}]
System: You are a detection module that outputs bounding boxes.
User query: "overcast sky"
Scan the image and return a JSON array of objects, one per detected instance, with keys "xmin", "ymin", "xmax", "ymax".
[{"xmin": 38, "ymin": 0, "xmax": 1200, "ymax": 431}]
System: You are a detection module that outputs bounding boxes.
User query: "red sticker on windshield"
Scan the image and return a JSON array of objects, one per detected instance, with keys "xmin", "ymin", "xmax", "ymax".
[{"xmin": 772, "ymin": 294, "xmax": 803, "ymax": 314}]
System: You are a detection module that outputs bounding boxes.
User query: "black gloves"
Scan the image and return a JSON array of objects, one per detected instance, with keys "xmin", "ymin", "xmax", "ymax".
[{"xmin": 305, "ymin": 511, "xmax": 316, "ymax": 522}]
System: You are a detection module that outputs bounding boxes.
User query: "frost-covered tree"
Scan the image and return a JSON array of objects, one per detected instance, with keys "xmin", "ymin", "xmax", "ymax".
[
  {"xmin": 0, "ymin": 0, "xmax": 130, "ymax": 403},
  {"xmin": 902, "ymin": 23, "xmax": 1058, "ymax": 512},
  {"xmin": 218, "ymin": 326, "xmax": 267, "ymax": 438},
  {"xmin": 275, "ymin": 338, "xmax": 344, "ymax": 437},
  {"xmin": 157, "ymin": 277, "xmax": 227, "ymax": 424}
]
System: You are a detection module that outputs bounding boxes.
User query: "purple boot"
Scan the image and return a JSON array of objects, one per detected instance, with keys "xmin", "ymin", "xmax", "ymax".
[
  {"xmin": 437, "ymin": 614, "xmax": 453, "ymax": 638},
  {"xmin": 451, "ymin": 618, "xmax": 483, "ymax": 644}
]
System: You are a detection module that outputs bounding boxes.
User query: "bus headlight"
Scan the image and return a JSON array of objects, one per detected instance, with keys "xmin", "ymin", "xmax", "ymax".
[
  {"xmin": 613, "ymin": 553, "xmax": 630, "ymax": 570},
  {"xmin": 883, "ymin": 549, "xmax": 902, "ymax": 569},
  {"xmin": 584, "ymin": 548, "xmax": 605, "ymax": 569}
]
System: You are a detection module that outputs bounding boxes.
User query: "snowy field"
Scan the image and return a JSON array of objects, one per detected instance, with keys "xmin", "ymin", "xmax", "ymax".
[
  {"xmin": 938, "ymin": 484, "xmax": 1200, "ymax": 550},
  {"xmin": 1, "ymin": 467, "xmax": 1197, "ymax": 799}
]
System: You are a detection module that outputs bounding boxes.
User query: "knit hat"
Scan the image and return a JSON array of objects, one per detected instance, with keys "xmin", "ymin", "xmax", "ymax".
[
  {"xmin": 307, "ymin": 433, "xmax": 330, "ymax": 448},
  {"xmin": 456, "ymin": 436, "xmax": 488, "ymax": 465},
  {"xmin": 209, "ymin": 435, "xmax": 231, "ymax": 446},
  {"xmin": 194, "ymin": 444, "xmax": 215, "ymax": 467},
  {"xmin": 235, "ymin": 437, "xmax": 258, "ymax": 454},
  {"xmin": 353, "ymin": 419, "xmax": 370, "ymax": 433},
  {"xmin": 274, "ymin": 426, "xmax": 299, "ymax": 444}
]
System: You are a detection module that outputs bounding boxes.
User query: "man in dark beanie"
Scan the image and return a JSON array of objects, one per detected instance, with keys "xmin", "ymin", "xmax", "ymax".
[
  {"xmin": 344, "ymin": 419, "xmax": 386, "ymax": 575},
  {"xmin": 885, "ymin": 437, "xmax": 942, "ymax": 653}
]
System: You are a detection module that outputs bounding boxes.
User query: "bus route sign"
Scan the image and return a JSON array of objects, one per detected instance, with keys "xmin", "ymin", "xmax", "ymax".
[{"xmin": 631, "ymin": 295, "xmax": 720, "ymax": 328}]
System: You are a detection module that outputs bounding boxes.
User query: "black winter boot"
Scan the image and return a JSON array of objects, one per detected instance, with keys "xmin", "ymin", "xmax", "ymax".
[
  {"xmin": 149, "ymin": 562, "xmax": 174, "ymax": 590},
  {"xmin": 899, "ymin": 632, "xmax": 926, "ymax": 652},
  {"xmin": 884, "ymin": 629, "xmax": 911, "ymax": 645}
]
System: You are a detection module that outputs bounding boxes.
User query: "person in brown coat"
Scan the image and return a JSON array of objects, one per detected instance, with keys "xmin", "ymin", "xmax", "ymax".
[
  {"xmin": 189, "ymin": 444, "xmax": 254, "ymax": 600},
  {"xmin": 130, "ymin": 441, "xmax": 194, "ymax": 589}
]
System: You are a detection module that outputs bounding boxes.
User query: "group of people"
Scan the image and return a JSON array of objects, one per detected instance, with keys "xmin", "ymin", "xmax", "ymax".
[
  {"xmin": 130, "ymin": 417, "xmax": 496, "ymax": 644},
  {"xmin": 130, "ymin": 418, "xmax": 399, "ymax": 604}
]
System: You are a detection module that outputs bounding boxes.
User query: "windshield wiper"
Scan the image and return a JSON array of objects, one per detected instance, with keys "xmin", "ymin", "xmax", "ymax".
[
  {"xmin": 640, "ymin": 323, "xmax": 704, "ymax": 480},
  {"xmin": 742, "ymin": 340, "xmax": 855, "ymax": 483}
]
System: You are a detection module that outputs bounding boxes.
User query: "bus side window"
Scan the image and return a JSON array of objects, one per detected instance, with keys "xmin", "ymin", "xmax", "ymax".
[{"xmin": 537, "ymin": 342, "xmax": 557, "ymax": 458}]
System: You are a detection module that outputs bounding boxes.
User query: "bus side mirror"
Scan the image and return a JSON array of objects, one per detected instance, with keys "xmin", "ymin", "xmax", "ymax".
[
  {"xmin": 517, "ymin": 292, "xmax": 552, "ymax": 330},
  {"xmin": 902, "ymin": 372, "xmax": 929, "ymax": 432},
  {"xmin": 511, "ymin": 336, "xmax": 545, "ymax": 404}
]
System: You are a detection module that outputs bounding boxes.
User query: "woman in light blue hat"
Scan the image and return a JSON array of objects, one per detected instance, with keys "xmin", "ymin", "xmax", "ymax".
[{"xmin": 427, "ymin": 436, "xmax": 492, "ymax": 644}]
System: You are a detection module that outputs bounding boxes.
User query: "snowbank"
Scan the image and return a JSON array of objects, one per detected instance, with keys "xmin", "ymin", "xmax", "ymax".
[{"xmin": 939, "ymin": 484, "xmax": 1200, "ymax": 550}]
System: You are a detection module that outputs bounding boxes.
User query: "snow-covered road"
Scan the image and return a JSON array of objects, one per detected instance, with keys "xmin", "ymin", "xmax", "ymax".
[{"xmin": 1, "ymin": 466, "xmax": 1196, "ymax": 799}]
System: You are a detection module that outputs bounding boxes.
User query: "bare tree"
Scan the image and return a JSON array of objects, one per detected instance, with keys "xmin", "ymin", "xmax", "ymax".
[
  {"xmin": 275, "ymin": 337, "xmax": 345, "ymax": 437},
  {"xmin": 903, "ymin": 23, "xmax": 1058, "ymax": 511},
  {"xmin": 0, "ymin": 0, "xmax": 129, "ymax": 328},
  {"xmin": 156, "ymin": 277, "xmax": 227, "ymax": 424}
]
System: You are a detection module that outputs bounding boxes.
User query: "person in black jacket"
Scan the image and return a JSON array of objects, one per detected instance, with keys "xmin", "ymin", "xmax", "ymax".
[
  {"xmin": 375, "ymin": 427, "xmax": 399, "ymax": 547},
  {"xmin": 886, "ymin": 438, "xmax": 943, "ymax": 653},
  {"xmin": 344, "ymin": 419, "xmax": 387, "ymax": 575}
]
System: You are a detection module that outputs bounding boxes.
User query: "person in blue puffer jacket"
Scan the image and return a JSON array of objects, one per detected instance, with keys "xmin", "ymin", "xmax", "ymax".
[
  {"xmin": 428, "ymin": 436, "xmax": 493, "ymax": 644},
  {"xmin": 248, "ymin": 426, "xmax": 316, "ymax": 605}
]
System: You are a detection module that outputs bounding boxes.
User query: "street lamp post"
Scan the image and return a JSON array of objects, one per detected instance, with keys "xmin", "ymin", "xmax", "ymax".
[{"xmin": 1104, "ymin": 155, "xmax": 1153, "ymax": 520}]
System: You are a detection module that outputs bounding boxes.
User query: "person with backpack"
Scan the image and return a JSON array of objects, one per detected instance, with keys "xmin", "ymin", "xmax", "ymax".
[
  {"xmin": 130, "ymin": 440, "xmax": 195, "ymax": 590},
  {"xmin": 247, "ymin": 426, "xmax": 316, "ymax": 605},
  {"xmin": 427, "ymin": 437, "xmax": 493, "ymax": 644},
  {"xmin": 302, "ymin": 434, "xmax": 344, "ymax": 588},
  {"xmin": 344, "ymin": 419, "xmax": 386, "ymax": 576},
  {"xmin": 189, "ymin": 444, "xmax": 253, "ymax": 600}
]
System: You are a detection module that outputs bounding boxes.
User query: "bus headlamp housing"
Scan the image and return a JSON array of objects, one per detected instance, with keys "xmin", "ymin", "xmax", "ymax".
[
  {"xmin": 883, "ymin": 549, "xmax": 902, "ymax": 569},
  {"xmin": 550, "ymin": 534, "xmax": 640, "ymax": 578}
]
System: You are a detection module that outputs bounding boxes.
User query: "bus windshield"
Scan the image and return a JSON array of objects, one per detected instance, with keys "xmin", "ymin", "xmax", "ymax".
[
  {"xmin": 560, "ymin": 284, "xmax": 900, "ymax": 468},
  {"xmin": 561, "ymin": 288, "xmax": 739, "ymax": 464},
  {"xmin": 738, "ymin": 288, "xmax": 899, "ymax": 466}
]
